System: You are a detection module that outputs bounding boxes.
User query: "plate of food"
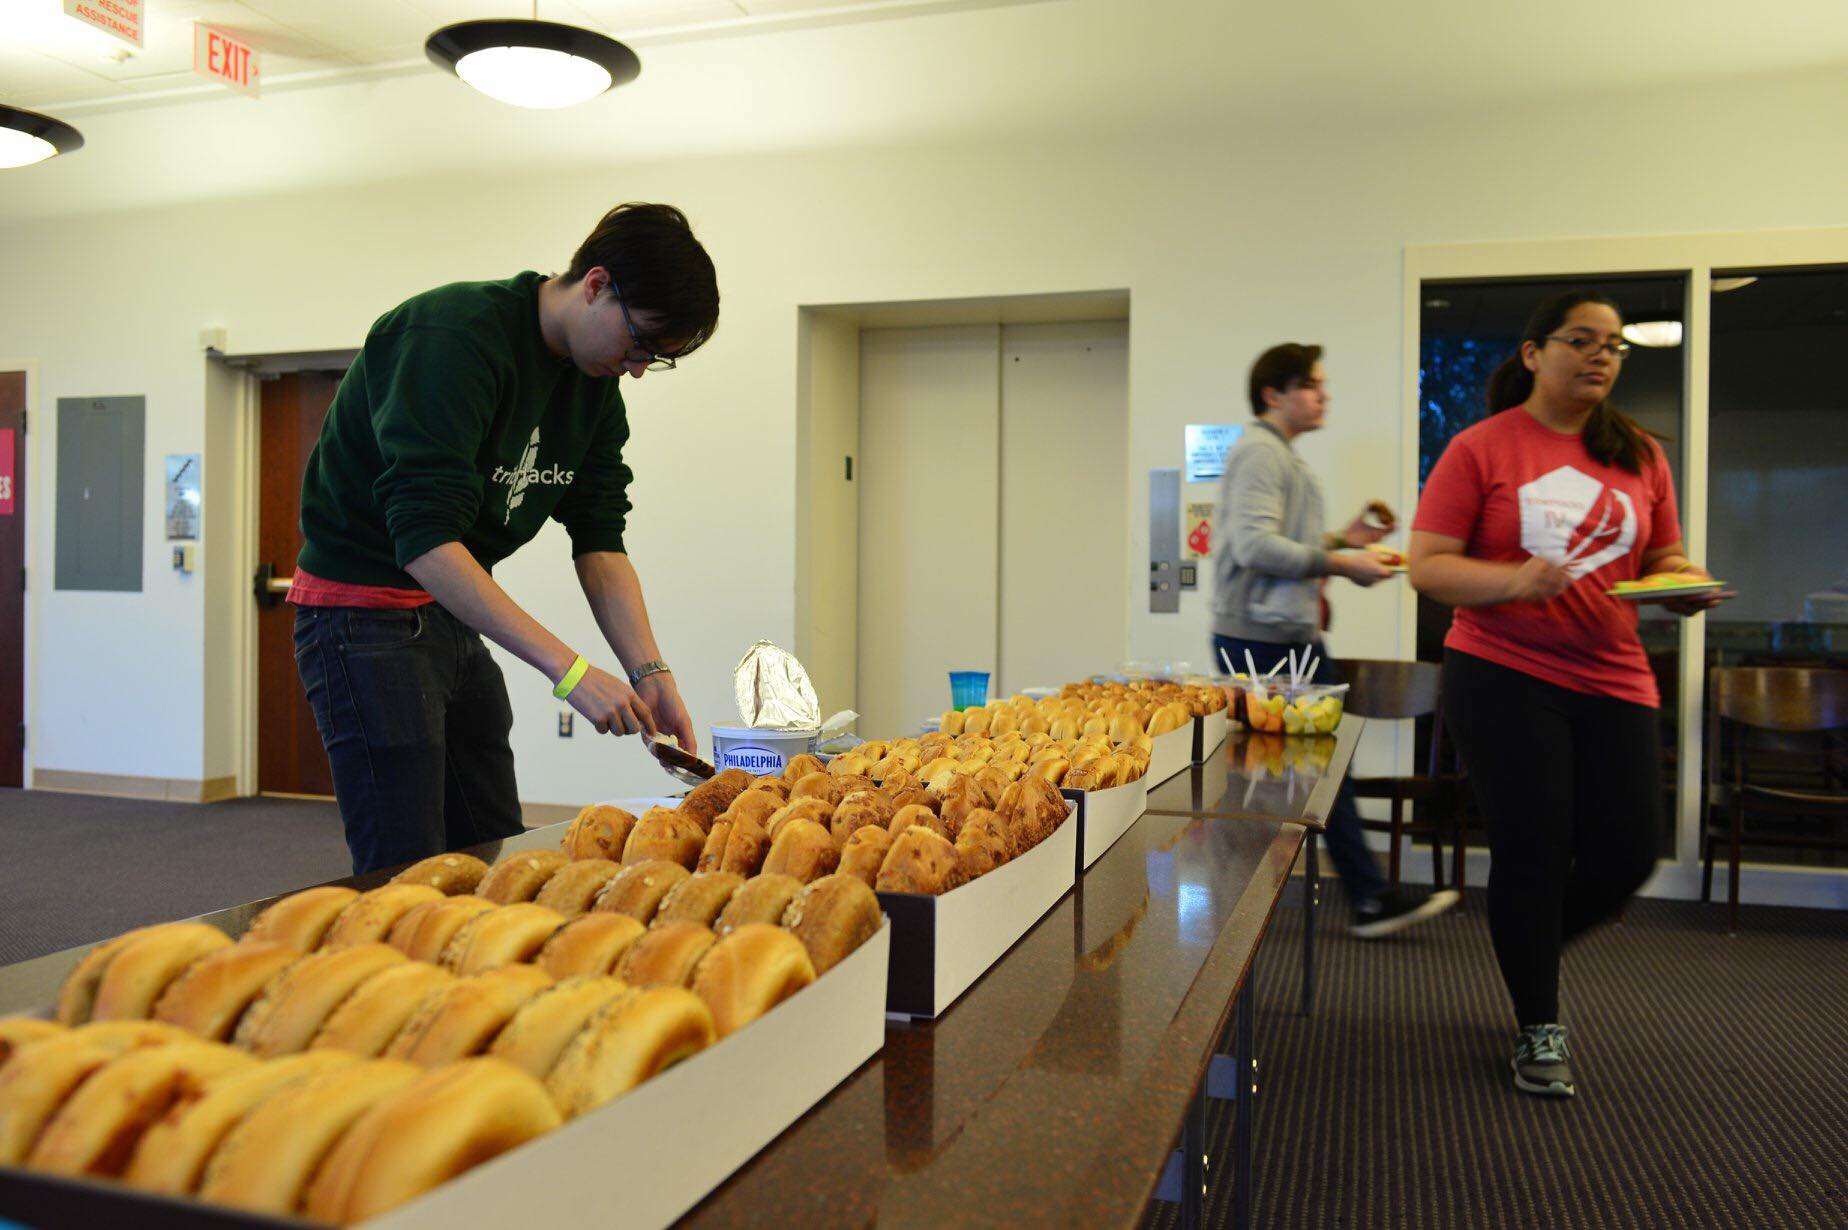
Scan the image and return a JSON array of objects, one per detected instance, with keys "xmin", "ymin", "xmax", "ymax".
[
  {"xmin": 1365, "ymin": 544, "xmax": 1408, "ymax": 572},
  {"xmin": 1606, "ymin": 574, "xmax": 1728, "ymax": 602}
]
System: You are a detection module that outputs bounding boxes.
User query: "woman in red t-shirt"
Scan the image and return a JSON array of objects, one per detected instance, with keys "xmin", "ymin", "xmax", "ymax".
[{"xmin": 1409, "ymin": 291, "xmax": 1730, "ymax": 1099}]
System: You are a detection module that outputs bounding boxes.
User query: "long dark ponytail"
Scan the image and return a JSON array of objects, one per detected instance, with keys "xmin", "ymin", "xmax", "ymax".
[{"xmin": 1485, "ymin": 290, "xmax": 1652, "ymax": 474}]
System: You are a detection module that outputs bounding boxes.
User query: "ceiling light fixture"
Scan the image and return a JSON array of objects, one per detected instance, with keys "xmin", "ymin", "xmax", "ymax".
[
  {"xmin": 1712, "ymin": 276, "xmax": 1759, "ymax": 293},
  {"xmin": 425, "ymin": 4, "xmax": 639, "ymax": 110},
  {"xmin": 1621, "ymin": 320, "xmax": 1683, "ymax": 348},
  {"xmin": 0, "ymin": 104, "xmax": 84, "ymax": 169}
]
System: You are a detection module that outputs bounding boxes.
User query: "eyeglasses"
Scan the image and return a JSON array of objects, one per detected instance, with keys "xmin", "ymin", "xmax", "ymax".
[
  {"xmin": 1544, "ymin": 334, "xmax": 1631, "ymax": 360},
  {"xmin": 610, "ymin": 281, "xmax": 678, "ymax": 371}
]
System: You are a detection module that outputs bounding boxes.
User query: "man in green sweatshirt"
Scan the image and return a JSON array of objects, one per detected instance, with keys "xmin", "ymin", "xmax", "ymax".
[{"xmin": 289, "ymin": 202, "xmax": 718, "ymax": 874}]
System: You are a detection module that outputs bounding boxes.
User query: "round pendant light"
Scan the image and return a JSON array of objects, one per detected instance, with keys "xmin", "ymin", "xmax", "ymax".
[
  {"xmin": 0, "ymin": 104, "xmax": 84, "ymax": 169},
  {"xmin": 1621, "ymin": 320, "xmax": 1683, "ymax": 348},
  {"xmin": 425, "ymin": 18, "xmax": 640, "ymax": 110}
]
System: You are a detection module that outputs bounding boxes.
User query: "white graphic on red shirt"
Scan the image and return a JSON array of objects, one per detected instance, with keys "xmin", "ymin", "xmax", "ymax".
[{"xmin": 1516, "ymin": 465, "xmax": 1636, "ymax": 578}]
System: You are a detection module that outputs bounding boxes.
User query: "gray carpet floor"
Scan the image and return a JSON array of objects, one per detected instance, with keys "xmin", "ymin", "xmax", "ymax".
[
  {"xmin": 1147, "ymin": 883, "xmax": 1848, "ymax": 1229},
  {"xmin": 0, "ymin": 789, "xmax": 351, "ymax": 964}
]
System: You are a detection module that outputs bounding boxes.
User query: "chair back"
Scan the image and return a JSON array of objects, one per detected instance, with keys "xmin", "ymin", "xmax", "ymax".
[
  {"xmin": 1333, "ymin": 659, "xmax": 1442, "ymax": 721},
  {"xmin": 1709, "ymin": 667, "xmax": 1848, "ymax": 734}
]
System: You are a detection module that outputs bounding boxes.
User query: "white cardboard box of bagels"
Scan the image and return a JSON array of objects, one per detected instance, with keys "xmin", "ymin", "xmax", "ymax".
[
  {"xmin": 1194, "ymin": 709, "xmax": 1229, "ymax": 764},
  {"xmin": 1145, "ymin": 722, "xmax": 1194, "ymax": 787},
  {"xmin": 1061, "ymin": 776, "xmax": 1150, "ymax": 873},
  {"xmin": 0, "ymin": 914, "xmax": 890, "ymax": 1230},
  {"xmin": 877, "ymin": 805, "xmax": 1076, "ymax": 1020}
]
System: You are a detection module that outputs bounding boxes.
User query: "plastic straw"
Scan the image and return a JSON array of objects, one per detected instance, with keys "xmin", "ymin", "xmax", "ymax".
[
  {"xmin": 1219, "ymin": 647, "xmax": 1236, "ymax": 675},
  {"xmin": 1302, "ymin": 651, "xmax": 1319, "ymax": 683},
  {"xmin": 1244, "ymin": 649, "xmax": 1259, "ymax": 681}
]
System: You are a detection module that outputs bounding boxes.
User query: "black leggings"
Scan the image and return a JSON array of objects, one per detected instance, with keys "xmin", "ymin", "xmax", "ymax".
[{"xmin": 1443, "ymin": 650, "xmax": 1661, "ymax": 1028}]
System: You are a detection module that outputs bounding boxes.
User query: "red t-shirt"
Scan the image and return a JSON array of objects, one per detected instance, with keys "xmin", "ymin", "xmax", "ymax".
[
  {"xmin": 1413, "ymin": 407, "xmax": 1681, "ymax": 708},
  {"xmin": 288, "ymin": 566, "xmax": 434, "ymax": 610}
]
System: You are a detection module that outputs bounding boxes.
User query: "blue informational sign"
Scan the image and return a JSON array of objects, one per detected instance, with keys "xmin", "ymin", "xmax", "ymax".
[{"xmin": 1184, "ymin": 423, "xmax": 1242, "ymax": 483}]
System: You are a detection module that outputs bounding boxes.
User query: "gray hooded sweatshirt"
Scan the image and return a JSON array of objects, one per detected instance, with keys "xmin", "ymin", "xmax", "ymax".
[{"xmin": 1210, "ymin": 419, "xmax": 1327, "ymax": 644}]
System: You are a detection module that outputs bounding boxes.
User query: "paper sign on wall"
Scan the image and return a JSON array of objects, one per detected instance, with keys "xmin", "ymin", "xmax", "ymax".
[
  {"xmin": 1184, "ymin": 424, "xmax": 1242, "ymax": 483},
  {"xmin": 193, "ymin": 23, "xmax": 261, "ymax": 97},
  {"xmin": 165, "ymin": 454, "xmax": 201, "ymax": 540},
  {"xmin": 0, "ymin": 430, "xmax": 15, "ymax": 517},
  {"xmin": 1185, "ymin": 501, "xmax": 1215, "ymax": 559},
  {"xmin": 64, "ymin": 0, "xmax": 143, "ymax": 49}
]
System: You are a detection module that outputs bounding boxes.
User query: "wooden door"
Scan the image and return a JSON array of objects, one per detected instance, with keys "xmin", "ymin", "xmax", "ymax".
[
  {"xmin": 0, "ymin": 372, "xmax": 23, "ymax": 788},
  {"xmin": 257, "ymin": 371, "xmax": 342, "ymax": 796}
]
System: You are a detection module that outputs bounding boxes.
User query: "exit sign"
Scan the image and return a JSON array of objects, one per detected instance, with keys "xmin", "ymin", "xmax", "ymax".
[{"xmin": 193, "ymin": 24, "xmax": 261, "ymax": 98}]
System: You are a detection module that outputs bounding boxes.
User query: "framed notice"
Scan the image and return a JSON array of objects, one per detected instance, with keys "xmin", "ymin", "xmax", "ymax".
[
  {"xmin": 1184, "ymin": 424, "xmax": 1242, "ymax": 483},
  {"xmin": 165, "ymin": 453, "xmax": 201, "ymax": 540}
]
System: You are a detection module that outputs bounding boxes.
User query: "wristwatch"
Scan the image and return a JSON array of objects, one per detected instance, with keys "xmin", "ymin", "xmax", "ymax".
[{"xmin": 628, "ymin": 659, "xmax": 670, "ymax": 686}]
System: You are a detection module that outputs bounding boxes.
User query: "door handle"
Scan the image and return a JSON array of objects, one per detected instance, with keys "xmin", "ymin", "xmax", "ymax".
[{"xmin": 253, "ymin": 563, "xmax": 292, "ymax": 607}]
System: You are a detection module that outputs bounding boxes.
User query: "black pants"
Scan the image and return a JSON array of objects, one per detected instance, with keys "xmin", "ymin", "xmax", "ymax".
[
  {"xmin": 293, "ymin": 604, "xmax": 524, "ymax": 875},
  {"xmin": 1443, "ymin": 650, "xmax": 1660, "ymax": 1027}
]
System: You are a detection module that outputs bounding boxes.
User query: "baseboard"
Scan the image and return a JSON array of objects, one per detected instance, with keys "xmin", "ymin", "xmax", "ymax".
[
  {"xmin": 521, "ymin": 802, "xmax": 581, "ymax": 828},
  {"xmin": 32, "ymin": 770, "xmax": 240, "ymax": 804}
]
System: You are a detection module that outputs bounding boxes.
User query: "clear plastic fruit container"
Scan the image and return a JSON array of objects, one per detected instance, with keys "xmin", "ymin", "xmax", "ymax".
[{"xmin": 1241, "ymin": 681, "xmax": 1347, "ymax": 735}]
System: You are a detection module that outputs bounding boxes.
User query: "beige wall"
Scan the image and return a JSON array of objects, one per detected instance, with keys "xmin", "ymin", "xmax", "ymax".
[{"xmin": 2, "ymin": 63, "xmax": 1845, "ymax": 803}]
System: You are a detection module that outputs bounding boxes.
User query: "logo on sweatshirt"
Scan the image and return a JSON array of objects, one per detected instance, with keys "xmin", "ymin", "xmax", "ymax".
[
  {"xmin": 492, "ymin": 427, "xmax": 576, "ymax": 525},
  {"xmin": 1517, "ymin": 465, "xmax": 1636, "ymax": 578}
]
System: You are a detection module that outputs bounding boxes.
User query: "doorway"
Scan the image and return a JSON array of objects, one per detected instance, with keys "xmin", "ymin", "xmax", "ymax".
[
  {"xmin": 255, "ymin": 370, "xmax": 344, "ymax": 797},
  {"xmin": 0, "ymin": 371, "xmax": 23, "ymax": 788}
]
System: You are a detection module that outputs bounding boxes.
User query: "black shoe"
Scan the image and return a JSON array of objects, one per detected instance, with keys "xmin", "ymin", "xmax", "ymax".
[
  {"xmin": 1349, "ymin": 888, "xmax": 1459, "ymax": 939},
  {"xmin": 1512, "ymin": 1023, "xmax": 1576, "ymax": 1097}
]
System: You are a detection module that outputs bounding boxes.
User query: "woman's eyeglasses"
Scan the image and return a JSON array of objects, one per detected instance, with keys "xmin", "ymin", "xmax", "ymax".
[{"xmin": 1544, "ymin": 334, "xmax": 1631, "ymax": 360}]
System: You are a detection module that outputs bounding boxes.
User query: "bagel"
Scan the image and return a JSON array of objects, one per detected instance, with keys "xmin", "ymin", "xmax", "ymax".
[
  {"xmin": 761, "ymin": 818, "xmax": 840, "ymax": 884},
  {"xmin": 621, "ymin": 806, "xmax": 705, "ymax": 869},
  {"xmin": 439, "ymin": 903, "xmax": 566, "ymax": 975},
  {"xmin": 476, "ymin": 849, "xmax": 571, "ymax": 904},
  {"xmin": 694, "ymin": 819, "xmax": 733, "ymax": 874},
  {"xmin": 781, "ymin": 874, "xmax": 883, "ymax": 975},
  {"xmin": 535, "ymin": 914, "xmax": 646, "ymax": 980},
  {"xmin": 532, "ymin": 858, "xmax": 622, "ymax": 919},
  {"xmin": 26, "ymin": 1040, "xmax": 253, "ymax": 1176},
  {"xmin": 152, "ymin": 941, "xmax": 298, "ymax": 1042},
  {"xmin": 677, "ymin": 768, "xmax": 753, "ymax": 832},
  {"xmin": 0, "ymin": 1023, "xmax": 188, "ymax": 1164},
  {"xmin": 837, "ymin": 826, "xmax": 895, "ymax": 889},
  {"xmin": 196, "ymin": 1059, "xmax": 422, "ymax": 1214},
  {"xmin": 384, "ymin": 964, "xmax": 554, "ymax": 1067},
  {"xmin": 875, "ymin": 827, "xmax": 967, "ymax": 895},
  {"xmin": 559, "ymin": 803, "xmax": 639, "ymax": 862},
  {"xmin": 486, "ymin": 976, "xmax": 631, "ymax": 1081},
  {"xmin": 302, "ymin": 1057, "xmax": 561, "ymax": 1224},
  {"xmin": 717, "ymin": 813, "xmax": 773, "ymax": 877},
  {"xmin": 765, "ymin": 797, "xmax": 832, "ymax": 842},
  {"xmin": 615, "ymin": 921, "xmax": 716, "ymax": 989},
  {"xmin": 55, "ymin": 926, "xmax": 158, "ymax": 1025},
  {"xmin": 0, "ymin": 1019, "xmax": 66, "ymax": 1072},
  {"xmin": 91, "ymin": 923, "xmax": 234, "ymax": 1022},
  {"xmin": 122, "ymin": 1050, "xmax": 360, "ymax": 1196},
  {"xmin": 591, "ymin": 860, "xmax": 689, "ymax": 923},
  {"xmin": 394, "ymin": 895, "xmax": 497, "ymax": 964},
  {"xmin": 241, "ymin": 886, "xmax": 359, "ymax": 952},
  {"xmin": 689, "ymin": 924, "xmax": 816, "ymax": 1038},
  {"xmin": 717, "ymin": 789, "xmax": 780, "ymax": 830},
  {"xmin": 322, "ymin": 884, "xmax": 445, "ymax": 949},
  {"xmin": 651, "ymin": 871, "xmax": 744, "ymax": 930},
  {"xmin": 545, "ymin": 987, "xmax": 716, "ymax": 1118},
  {"xmin": 390, "ymin": 852, "xmax": 490, "ymax": 896},
  {"xmin": 310, "ymin": 963, "xmax": 456, "ymax": 1058},
  {"xmin": 712, "ymin": 874, "xmax": 805, "ymax": 936},
  {"xmin": 233, "ymin": 943, "xmax": 406, "ymax": 1058}
]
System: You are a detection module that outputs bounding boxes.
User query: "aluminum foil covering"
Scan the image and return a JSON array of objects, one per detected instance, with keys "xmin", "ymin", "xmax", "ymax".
[{"xmin": 733, "ymin": 640, "xmax": 820, "ymax": 730}]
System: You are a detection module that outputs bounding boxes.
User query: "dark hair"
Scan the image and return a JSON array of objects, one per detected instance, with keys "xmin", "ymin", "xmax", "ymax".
[
  {"xmin": 1248, "ymin": 343, "xmax": 1323, "ymax": 417},
  {"xmin": 565, "ymin": 202, "xmax": 719, "ymax": 357},
  {"xmin": 1486, "ymin": 290, "xmax": 1650, "ymax": 473}
]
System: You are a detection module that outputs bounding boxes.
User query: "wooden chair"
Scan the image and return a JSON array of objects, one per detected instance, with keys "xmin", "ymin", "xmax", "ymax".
[
  {"xmin": 1703, "ymin": 666, "xmax": 1848, "ymax": 931},
  {"xmin": 1333, "ymin": 659, "xmax": 1468, "ymax": 893}
]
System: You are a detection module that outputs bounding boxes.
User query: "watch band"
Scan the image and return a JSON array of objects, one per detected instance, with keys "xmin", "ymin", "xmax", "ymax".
[{"xmin": 628, "ymin": 659, "xmax": 670, "ymax": 686}]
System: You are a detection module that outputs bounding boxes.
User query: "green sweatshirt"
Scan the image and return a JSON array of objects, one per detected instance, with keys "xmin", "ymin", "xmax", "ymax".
[{"xmin": 297, "ymin": 271, "xmax": 632, "ymax": 587}]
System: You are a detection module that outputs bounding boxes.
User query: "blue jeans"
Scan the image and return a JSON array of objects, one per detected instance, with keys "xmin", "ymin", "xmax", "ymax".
[
  {"xmin": 1212, "ymin": 633, "xmax": 1389, "ymax": 907},
  {"xmin": 294, "ymin": 604, "xmax": 524, "ymax": 875}
]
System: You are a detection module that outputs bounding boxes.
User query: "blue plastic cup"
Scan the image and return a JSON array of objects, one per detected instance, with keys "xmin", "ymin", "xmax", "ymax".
[{"xmin": 948, "ymin": 671, "xmax": 990, "ymax": 710}]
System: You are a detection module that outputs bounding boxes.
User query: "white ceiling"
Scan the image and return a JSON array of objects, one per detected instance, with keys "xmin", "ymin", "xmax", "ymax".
[
  {"xmin": 1, "ymin": 0, "xmax": 1049, "ymax": 110},
  {"xmin": 1, "ymin": 0, "xmax": 1844, "ymax": 223}
]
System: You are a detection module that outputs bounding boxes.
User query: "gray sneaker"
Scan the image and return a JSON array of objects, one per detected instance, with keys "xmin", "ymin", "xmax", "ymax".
[{"xmin": 1512, "ymin": 1024, "xmax": 1575, "ymax": 1097}]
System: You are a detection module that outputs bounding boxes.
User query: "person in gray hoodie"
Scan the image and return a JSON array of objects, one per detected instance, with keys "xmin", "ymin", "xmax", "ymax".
[{"xmin": 1211, "ymin": 342, "xmax": 1458, "ymax": 936}]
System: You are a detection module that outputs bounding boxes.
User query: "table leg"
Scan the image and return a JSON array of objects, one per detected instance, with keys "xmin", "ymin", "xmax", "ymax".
[
  {"xmin": 1300, "ymin": 829, "xmax": 1317, "ymax": 1016},
  {"xmin": 1232, "ymin": 975, "xmax": 1256, "ymax": 1230}
]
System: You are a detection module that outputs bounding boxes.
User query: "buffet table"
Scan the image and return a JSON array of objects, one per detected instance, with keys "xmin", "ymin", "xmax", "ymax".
[{"xmin": 0, "ymin": 721, "xmax": 1367, "ymax": 1229}]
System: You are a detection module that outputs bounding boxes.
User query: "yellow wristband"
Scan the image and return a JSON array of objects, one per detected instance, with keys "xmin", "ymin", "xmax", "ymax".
[{"xmin": 553, "ymin": 655, "xmax": 590, "ymax": 700}]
